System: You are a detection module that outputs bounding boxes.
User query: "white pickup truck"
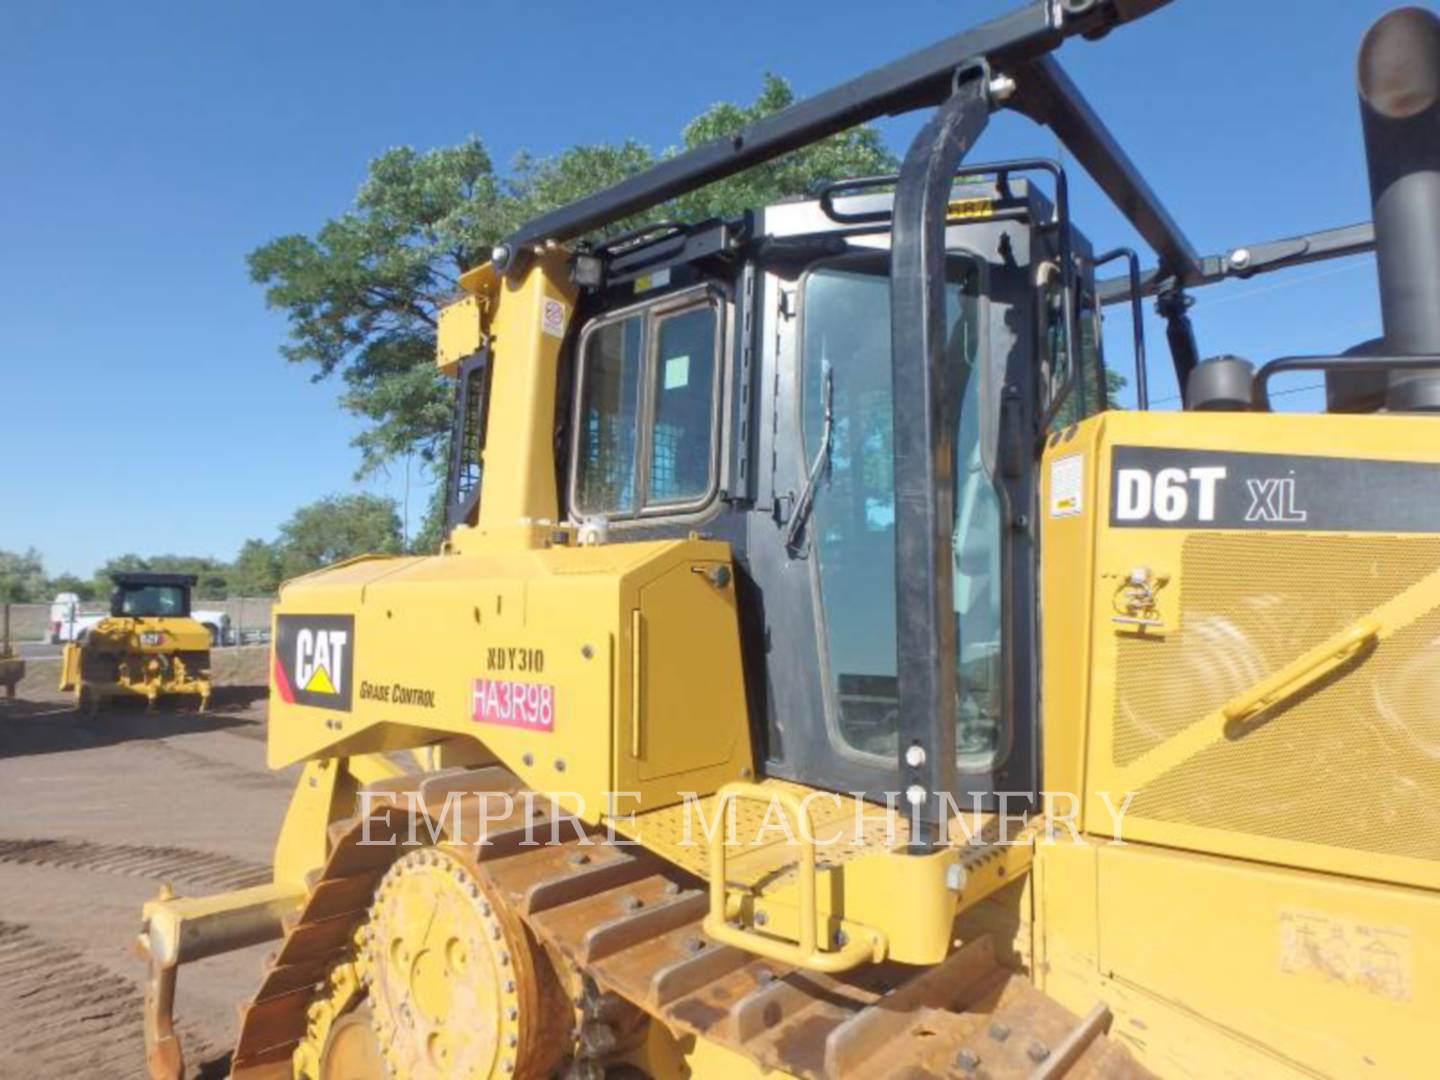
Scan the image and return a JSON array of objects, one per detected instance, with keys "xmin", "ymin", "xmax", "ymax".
[{"xmin": 48, "ymin": 593, "xmax": 232, "ymax": 646}]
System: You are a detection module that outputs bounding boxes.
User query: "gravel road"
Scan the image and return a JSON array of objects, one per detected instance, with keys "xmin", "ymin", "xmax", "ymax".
[{"xmin": 0, "ymin": 685, "xmax": 296, "ymax": 1078}]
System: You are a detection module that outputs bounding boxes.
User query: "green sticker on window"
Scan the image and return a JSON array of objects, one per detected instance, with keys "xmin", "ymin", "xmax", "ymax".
[{"xmin": 663, "ymin": 354, "xmax": 690, "ymax": 390}]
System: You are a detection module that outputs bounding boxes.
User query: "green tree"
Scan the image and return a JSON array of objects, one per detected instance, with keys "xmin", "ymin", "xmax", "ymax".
[
  {"xmin": 230, "ymin": 538, "xmax": 283, "ymax": 596},
  {"xmin": 408, "ymin": 484, "xmax": 449, "ymax": 558},
  {"xmin": 45, "ymin": 573, "xmax": 96, "ymax": 602},
  {"xmin": 0, "ymin": 548, "xmax": 47, "ymax": 603},
  {"xmin": 249, "ymin": 76, "xmax": 897, "ymax": 480},
  {"xmin": 275, "ymin": 494, "xmax": 403, "ymax": 580}
]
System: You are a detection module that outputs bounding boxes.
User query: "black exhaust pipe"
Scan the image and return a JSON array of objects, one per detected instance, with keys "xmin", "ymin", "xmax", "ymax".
[{"xmin": 1359, "ymin": 5, "xmax": 1440, "ymax": 411}]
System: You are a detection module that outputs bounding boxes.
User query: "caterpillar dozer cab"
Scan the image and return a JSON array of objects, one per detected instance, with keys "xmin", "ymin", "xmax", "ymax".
[
  {"xmin": 138, "ymin": 2, "xmax": 1440, "ymax": 1077},
  {"xmin": 61, "ymin": 571, "xmax": 212, "ymax": 711}
]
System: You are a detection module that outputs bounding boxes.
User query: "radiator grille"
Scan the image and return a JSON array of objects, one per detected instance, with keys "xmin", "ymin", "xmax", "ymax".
[{"xmin": 1112, "ymin": 534, "xmax": 1440, "ymax": 864}]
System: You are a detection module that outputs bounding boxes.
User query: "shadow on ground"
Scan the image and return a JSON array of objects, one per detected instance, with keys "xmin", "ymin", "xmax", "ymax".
[{"xmin": 0, "ymin": 686, "xmax": 267, "ymax": 759}]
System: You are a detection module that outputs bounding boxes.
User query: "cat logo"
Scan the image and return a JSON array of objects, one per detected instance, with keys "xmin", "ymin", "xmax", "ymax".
[{"xmin": 273, "ymin": 614, "xmax": 355, "ymax": 711}]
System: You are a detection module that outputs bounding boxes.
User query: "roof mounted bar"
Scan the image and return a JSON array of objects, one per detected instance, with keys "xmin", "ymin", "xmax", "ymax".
[
  {"xmin": 496, "ymin": 0, "xmax": 1180, "ymax": 263},
  {"xmin": 1008, "ymin": 55, "xmax": 1201, "ymax": 282},
  {"xmin": 1097, "ymin": 221, "xmax": 1377, "ymax": 304}
]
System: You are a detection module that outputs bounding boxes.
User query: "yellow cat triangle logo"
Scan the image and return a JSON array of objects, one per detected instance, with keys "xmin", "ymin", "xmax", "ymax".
[{"xmin": 304, "ymin": 666, "xmax": 337, "ymax": 695}]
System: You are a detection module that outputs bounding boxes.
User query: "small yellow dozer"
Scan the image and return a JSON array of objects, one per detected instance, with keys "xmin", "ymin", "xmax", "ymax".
[{"xmin": 59, "ymin": 572, "xmax": 212, "ymax": 711}]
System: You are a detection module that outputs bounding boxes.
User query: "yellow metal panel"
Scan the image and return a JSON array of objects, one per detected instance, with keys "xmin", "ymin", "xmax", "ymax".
[
  {"xmin": 1080, "ymin": 411, "xmax": 1440, "ymax": 892},
  {"xmin": 1034, "ymin": 839, "xmax": 1332, "ymax": 1078},
  {"xmin": 271, "ymin": 757, "xmax": 358, "ymax": 887},
  {"xmin": 435, "ymin": 291, "xmax": 484, "ymax": 374},
  {"xmin": 628, "ymin": 559, "xmax": 747, "ymax": 783},
  {"xmin": 1035, "ymin": 409, "xmax": 1440, "ymax": 1075},
  {"xmin": 1038, "ymin": 423, "xmax": 1106, "ymax": 815},
  {"xmin": 1095, "ymin": 841, "xmax": 1437, "ymax": 1078},
  {"xmin": 468, "ymin": 249, "xmax": 577, "ymax": 547},
  {"xmin": 267, "ymin": 538, "xmax": 753, "ymax": 819}
]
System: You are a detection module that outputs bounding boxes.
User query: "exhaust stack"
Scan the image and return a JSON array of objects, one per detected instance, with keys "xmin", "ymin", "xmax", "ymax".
[{"xmin": 1359, "ymin": 5, "xmax": 1440, "ymax": 411}]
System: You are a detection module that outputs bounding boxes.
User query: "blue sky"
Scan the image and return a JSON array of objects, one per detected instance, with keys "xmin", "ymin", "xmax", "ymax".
[{"xmin": 0, "ymin": 0, "xmax": 1397, "ymax": 576}]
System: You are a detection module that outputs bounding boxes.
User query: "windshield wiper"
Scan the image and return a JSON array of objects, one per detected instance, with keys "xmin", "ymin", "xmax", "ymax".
[{"xmin": 785, "ymin": 364, "xmax": 834, "ymax": 555}]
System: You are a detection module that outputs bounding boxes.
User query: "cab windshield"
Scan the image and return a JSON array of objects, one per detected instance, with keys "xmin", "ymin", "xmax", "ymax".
[{"xmin": 800, "ymin": 253, "xmax": 1002, "ymax": 769}]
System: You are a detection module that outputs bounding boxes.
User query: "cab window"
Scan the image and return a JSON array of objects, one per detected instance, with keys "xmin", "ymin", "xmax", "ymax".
[
  {"xmin": 572, "ymin": 288, "xmax": 723, "ymax": 520},
  {"xmin": 1043, "ymin": 272, "xmax": 1107, "ymax": 427},
  {"xmin": 117, "ymin": 585, "xmax": 186, "ymax": 617}
]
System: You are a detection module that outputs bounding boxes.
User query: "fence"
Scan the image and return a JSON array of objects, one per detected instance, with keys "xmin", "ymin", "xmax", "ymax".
[{"xmin": 2, "ymin": 596, "xmax": 276, "ymax": 646}]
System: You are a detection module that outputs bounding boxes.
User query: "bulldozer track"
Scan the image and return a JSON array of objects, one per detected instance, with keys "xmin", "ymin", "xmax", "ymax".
[
  {"xmin": 0, "ymin": 837, "xmax": 271, "ymax": 891},
  {"xmin": 0, "ymin": 921, "xmax": 217, "ymax": 1079},
  {"xmin": 228, "ymin": 773, "xmax": 1147, "ymax": 1079}
]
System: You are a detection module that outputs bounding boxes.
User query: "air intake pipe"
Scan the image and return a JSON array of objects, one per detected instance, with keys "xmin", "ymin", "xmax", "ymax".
[{"xmin": 1359, "ymin": 6, "xmax": 1440, "ymax": 411}]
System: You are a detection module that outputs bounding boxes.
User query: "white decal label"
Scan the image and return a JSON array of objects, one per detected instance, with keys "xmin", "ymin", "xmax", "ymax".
[
  {"xmin": 664, "ymin": 355, "xmax": 690, "ymax": 390},
  {"xmin": 1050, "ymin": 454, "xmax": 1084, "ymax": 517}
]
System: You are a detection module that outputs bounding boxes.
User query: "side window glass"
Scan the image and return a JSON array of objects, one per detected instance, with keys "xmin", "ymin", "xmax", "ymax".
[
  {"xmin": 576, "ymin": 314, "xmax": 644, "ymax": 516},
  {"xmin": 1077, "ymin": 292, "xmax": 1107, "ymax": 411},
  {"xmin": 1044, "ymin": 276, "xmax": 1107, "ymax": 428},
  {"xmin": 649, "ymin": 306, "xmax": 719, "ymax": 505},
  {"xmin": 572, "ymin": 291, "xmax": 723, "ymax": 521}
]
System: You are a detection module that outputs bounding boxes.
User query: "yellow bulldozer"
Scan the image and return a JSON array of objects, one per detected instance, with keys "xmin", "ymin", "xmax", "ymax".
[
  {"xmin": 61, "ymin": 571, "xmax": 212, "ymax": 711},
  {"xmin": 139, "ymin": 2, "xmax": 1440, "ymax": 1077}
]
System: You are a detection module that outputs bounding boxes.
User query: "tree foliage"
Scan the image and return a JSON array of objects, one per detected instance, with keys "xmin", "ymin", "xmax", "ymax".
[
  {"xmin": 222, "ymin": 494, "xmax": 404, "ymax": 592},
  {"xmin": 45, "ymin": 573, "xmax": 96, "ymax": 602},
  {"xmin": 229, "ymin": 538, "xmax": 284, "ymax": 597},
  {"xmin": 248, "ymin": 75, "xmax": 897, "ymax": 479},
  {"xmin": 0, "ymin": 548, "xmax": 47, "ymax": 603},
  {"xmin": 274, "ymin": 494, "xmax": 404, "ymax": 580}
]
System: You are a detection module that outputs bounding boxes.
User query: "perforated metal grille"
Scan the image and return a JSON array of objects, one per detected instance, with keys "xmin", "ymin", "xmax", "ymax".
[{"xmin": 1113, "ymin": 534, "xmax": 1440, "ymax": 864}]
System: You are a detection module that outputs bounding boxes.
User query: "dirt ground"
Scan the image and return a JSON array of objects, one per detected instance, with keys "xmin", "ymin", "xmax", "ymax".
[{"xmin": 0, "ymin": 653, "xmax": 295, "ymax": 1079}]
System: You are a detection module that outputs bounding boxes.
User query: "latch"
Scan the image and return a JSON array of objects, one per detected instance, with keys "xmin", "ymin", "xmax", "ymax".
[{"xmin": 1111, "ymin": 565, "xmax": 1170, "ymax": 630}]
